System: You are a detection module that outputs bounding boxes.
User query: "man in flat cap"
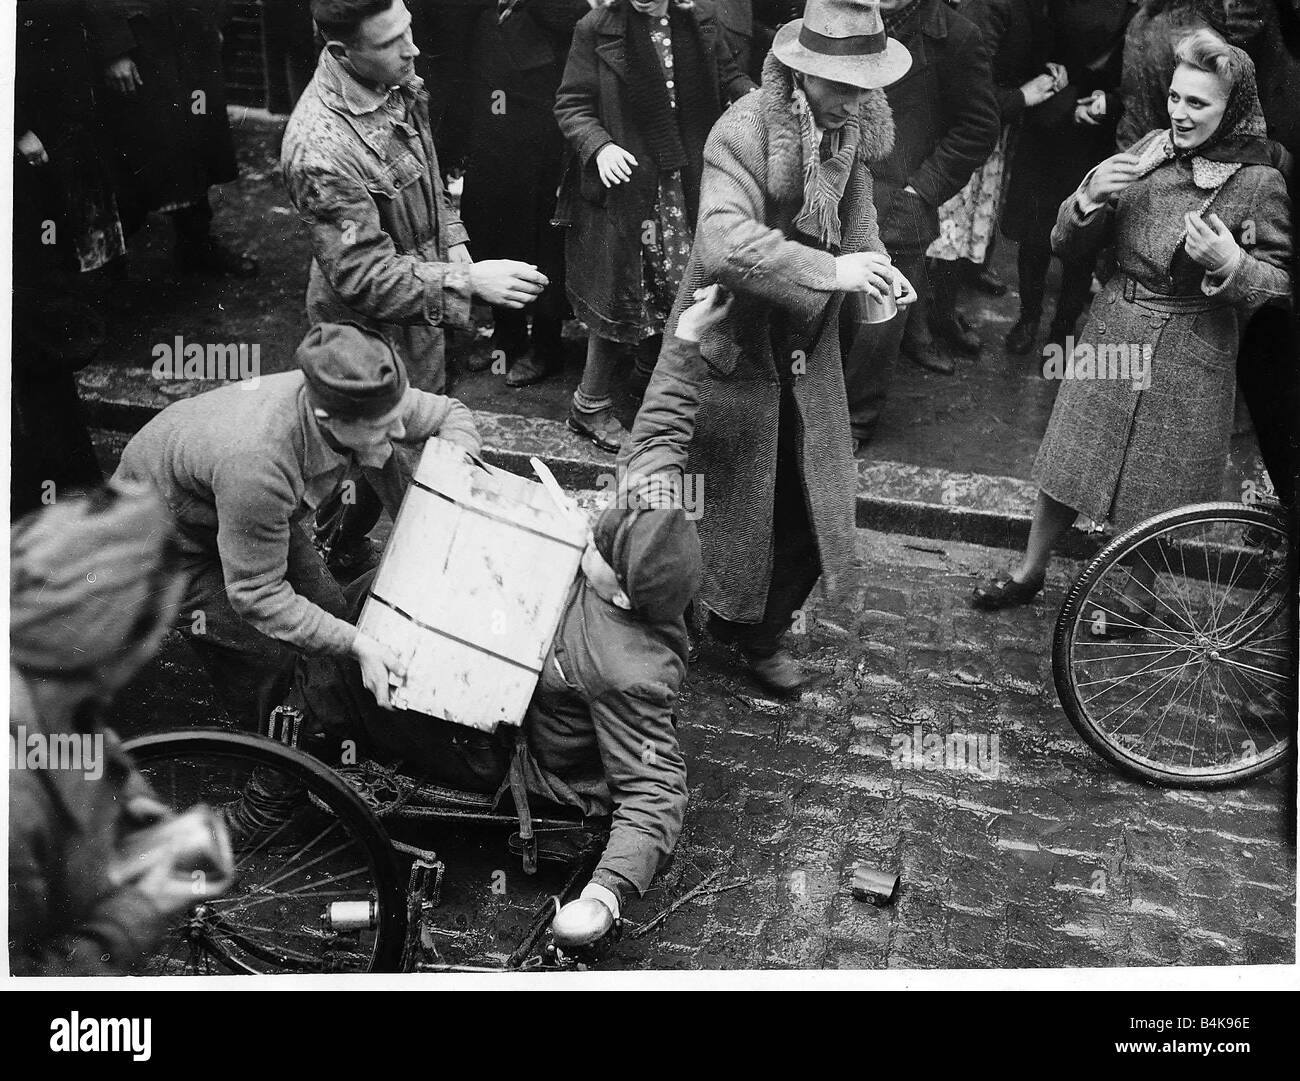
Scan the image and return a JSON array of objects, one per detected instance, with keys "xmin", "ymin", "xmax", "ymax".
[{"xmin": 113, "ymin": 321, "xmax": 482, "ymax": 732}]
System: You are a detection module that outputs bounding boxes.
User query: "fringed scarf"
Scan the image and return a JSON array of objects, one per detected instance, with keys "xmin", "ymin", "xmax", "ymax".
[{"xmin": 791, "ymin": 85, "xmax": 861, "ymax": 251}]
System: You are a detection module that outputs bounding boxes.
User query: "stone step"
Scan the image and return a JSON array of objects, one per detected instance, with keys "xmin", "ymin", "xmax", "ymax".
[{"xmin": 80, "ymin": 364, "xmax": 1103, "ymax": 556}]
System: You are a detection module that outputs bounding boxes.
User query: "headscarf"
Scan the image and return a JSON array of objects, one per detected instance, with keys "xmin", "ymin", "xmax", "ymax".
[
  {"xmin": 10, "ymin": 481, "xmax": 181, "ymax": 676},
  {"xmin": 1129, "ymin": 30, "xmax": 1279, "ymax": 191}
]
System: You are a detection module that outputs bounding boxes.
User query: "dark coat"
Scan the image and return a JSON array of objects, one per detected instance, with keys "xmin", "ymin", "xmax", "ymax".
[
  {"xmin": 14, "ymin": 0, "xmax": 125, "ymax": 275},
  {"xmin": 961, "ymin": 0, "xmax": 1054, "ymax": 125},
  {"xmin": 623, "ymin": 53, "xmax": 896, "ymax": 622},
  {"xmin": 458, "ymin": 2, "xmax": 589, "ymax": 323},
  {"xmin": 1033, "ymin": 133, "xmax": 1293, "ymax": 530},
  {"xmin": 870, "ymin": 0, "xmax": 1000, "ymax": 250},
  {"xmin": 1001, "ymin": 0, "xmax": 1135, "ymax": 243},
  {"xmin": 553, "ymin": 0, "xmax": 756, "ymax": 341},
  {"xmin": 715, "ymin": 0, "xmax": 756, "ymax": 77},
  {"xmin": 85, "ymin": 0, "xmax": 238, "ymax": 215}
]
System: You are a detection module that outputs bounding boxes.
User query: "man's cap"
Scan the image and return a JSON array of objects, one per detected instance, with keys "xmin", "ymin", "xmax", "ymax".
[
  {"xmin": 772, "ymin": 0, "xmax": 912, "ymax": 90},
  {"xmin": 297, "ymin": 322, "xmax": 410, "ymax": 420},
  {"xmin": 593, "ymin": 496, "xmax": 703, "ymax": 624}
]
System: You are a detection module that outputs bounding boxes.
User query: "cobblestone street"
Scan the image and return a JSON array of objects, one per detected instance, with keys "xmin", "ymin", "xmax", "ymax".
[
  {"xmin": 115, "ymin": 523, "xmax": 1296, "ymax": 971},
  {"xmin": 581, "ymin": 529, "xmax": 1296, "ymax": 970}
]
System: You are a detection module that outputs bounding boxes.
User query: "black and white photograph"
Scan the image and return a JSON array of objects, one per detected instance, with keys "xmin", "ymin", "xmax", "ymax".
[{"xmin": 4, "ymin": 0, "xmax": 1299, "ymax": 1010}]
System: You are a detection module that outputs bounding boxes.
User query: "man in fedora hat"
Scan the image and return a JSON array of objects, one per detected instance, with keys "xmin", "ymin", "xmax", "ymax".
[
  {"xmin": 841, "ymin": 0, "xmax": 998, "ymax": 442},
  {"xmin": 113, "ymin": 322, "xmax": 482, "ymax": 732},
  {"xmin": 623, "ymin": 0, "xmax": 916, "ymax": 694}
]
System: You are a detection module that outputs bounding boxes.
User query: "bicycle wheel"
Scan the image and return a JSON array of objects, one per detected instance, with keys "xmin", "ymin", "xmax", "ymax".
[
  {"xmin": 1053, "ymin": 502, "xmax": 1295, "ymax": 787},
  {"xmin": 122, "ymin": 729, "xmax": 405, "ymax": 974}
]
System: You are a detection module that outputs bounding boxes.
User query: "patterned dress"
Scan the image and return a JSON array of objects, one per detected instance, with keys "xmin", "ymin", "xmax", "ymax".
[
  {"xmin": 637, "ymin": 16, "xmax": 694, "ymax": 339},
  {"xmin": 927, "ymin": 126, "xmax": 1010, "ymax": 264}
]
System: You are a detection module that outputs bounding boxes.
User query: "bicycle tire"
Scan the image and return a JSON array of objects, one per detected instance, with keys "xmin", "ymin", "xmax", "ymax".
[
  {"xmin": 1053, "ymin": 502, "xmax": 1295, "ymax": 788},
  {"xmin": 122, "ymin": 728, "xmax": 406, "ymax": 973}
]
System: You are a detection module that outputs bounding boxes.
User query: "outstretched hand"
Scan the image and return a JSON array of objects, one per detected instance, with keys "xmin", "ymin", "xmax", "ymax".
[{"xmin": 675, "ymin": 284, "xmax": 734, "ymax": 342}]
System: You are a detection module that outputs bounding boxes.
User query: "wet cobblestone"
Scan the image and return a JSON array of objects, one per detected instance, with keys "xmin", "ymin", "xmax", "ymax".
[{"xmin": 111, "ymin": 527, "xmax": 1296, "ymax": 970}]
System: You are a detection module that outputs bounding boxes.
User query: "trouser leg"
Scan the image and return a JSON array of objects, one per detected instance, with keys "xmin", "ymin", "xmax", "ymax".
[
  {"xmin": 709, "ymin": 384, "xmax": 822, "ymax": 656},
  {"xmin": 492, "ymin": 307, "xmax": 529, "ymax": 356},
  {"xmin": 929, "ymin": 257, "xmax": 961, "ymax": 320},
  {"xmin": 842, "ymin": 246, "xmax": 926, "ymax": 440},
  {"xmin": 1052, "ymin": 252, "xmax": 1098, "ymax": 332},
  {"xmin": 1016, "ymin": 235, "xmax": 1051, "ymax": 320}
]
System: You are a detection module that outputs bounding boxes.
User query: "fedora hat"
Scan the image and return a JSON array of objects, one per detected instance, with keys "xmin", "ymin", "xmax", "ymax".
[{"xmin": 772, "ymin": 0, "xmax": 911, "ymax": 90}]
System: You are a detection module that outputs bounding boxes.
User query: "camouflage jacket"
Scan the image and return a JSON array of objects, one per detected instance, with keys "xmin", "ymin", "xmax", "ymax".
[{"xmin": 281, "ymin": 49, "xmax": 472, "ymax": 391}]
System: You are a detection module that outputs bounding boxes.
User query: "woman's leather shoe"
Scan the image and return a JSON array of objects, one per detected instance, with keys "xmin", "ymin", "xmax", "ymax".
[
  {"xmin": 970, "ymin": 573, "xmax": 1044, "ymax": 611},
  {"xmin": 567, "ymin": 403, "xmax": 627, "ymax": 454},
  {"xmin": 1005, "ymin": 315, "xmax": 1039, "ymax": 356}
]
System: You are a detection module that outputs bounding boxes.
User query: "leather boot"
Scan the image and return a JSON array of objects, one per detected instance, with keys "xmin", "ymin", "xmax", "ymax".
[
  {"xmin": 1005, "ymin": 312, "xmax": 1040, "ymax": 356},
  {"xmin": 902, "ymin": 311, "xmax": 954, "ymax": 375}
]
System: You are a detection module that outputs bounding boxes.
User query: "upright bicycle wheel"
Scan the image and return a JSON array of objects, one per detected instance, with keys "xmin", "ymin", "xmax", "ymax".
[
  {"xmin": 1053, "ymin": 502, "xmax": 1295, "ymax": 787},
  {"xmin": 122, "ymin": 729, "xmax": 405, "ymax": 974}
]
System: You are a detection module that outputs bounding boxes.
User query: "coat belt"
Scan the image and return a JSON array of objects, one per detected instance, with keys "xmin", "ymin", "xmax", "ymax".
[{"xmin": 1118, "ymin": 273, "xmax": 1226, "ymax": 313}]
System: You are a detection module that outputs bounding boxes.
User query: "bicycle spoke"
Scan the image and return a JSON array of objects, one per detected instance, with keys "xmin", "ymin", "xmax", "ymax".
[
  {"xmin": 1077, "ymin": 654, "xmax": 1192, "ymax": 696},
  {"xmin": 1218, "ymin": 660, "xmax": 1283, "ymax": 749},
  {"xmin": 1087, "ymin": 657, "xmax": 1198, "ymax": 728},
  {"xmin": 214, "ymin": 867, "xmax": 372, "ymax": 917},
  {"xmin": 229, "ymin": 822, "xmax": 351, "ymax": 898},
  {"xmin": 1149, "ymin": 542, "xmax": 1204, "ymax": 635}
]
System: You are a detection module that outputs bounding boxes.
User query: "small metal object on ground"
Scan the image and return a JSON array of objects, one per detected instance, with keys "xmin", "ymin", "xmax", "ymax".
[{"xmin": 851, "ymin": 865, "xmax": 900, "ymax": 906}]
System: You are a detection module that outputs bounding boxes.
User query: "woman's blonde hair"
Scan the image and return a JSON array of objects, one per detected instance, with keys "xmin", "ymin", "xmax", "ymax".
[{"xmin": 1173, "ymin": 27, "xmax": 1237, "ymax": 84}]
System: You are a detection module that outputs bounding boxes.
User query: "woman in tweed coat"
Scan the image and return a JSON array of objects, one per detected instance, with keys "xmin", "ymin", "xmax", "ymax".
[
  {"xmin": 622, "ymin": 0, "xmax": 914, "ymax": 692},
  {"xmin": 972, "ymin": 28, "xmax": 1292, "ymax": 613}
]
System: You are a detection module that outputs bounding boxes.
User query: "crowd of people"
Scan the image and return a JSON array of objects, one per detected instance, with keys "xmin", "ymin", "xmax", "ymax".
[{"xmin": 9, "ymin": 0, "xmax": 1298, "ymax": 972}]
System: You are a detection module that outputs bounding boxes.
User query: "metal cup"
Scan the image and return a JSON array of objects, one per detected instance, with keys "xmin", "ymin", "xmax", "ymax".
[
  {"xmin": 859, "ymin": 287, "xmax": 899, "ymax": 324},
  {"xmin": 852, "ymin": 864, "xmax": 900, "ymax": 906}
]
